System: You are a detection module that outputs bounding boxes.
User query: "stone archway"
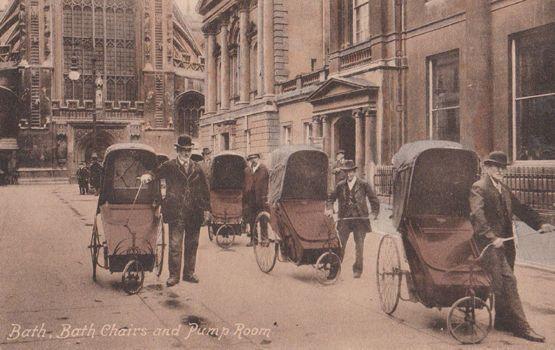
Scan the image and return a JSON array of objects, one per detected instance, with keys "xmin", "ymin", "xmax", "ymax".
[
  {"xmin": 76, "ymin": 130, "xmax": 115, "ymax": 165},
  {"xmin": 333, "ymin": 114, "xmax": 356, "ymax": 161},
  {"xmin": 174, "ymin": 90, "xmax": 204, "ymax": 138}
]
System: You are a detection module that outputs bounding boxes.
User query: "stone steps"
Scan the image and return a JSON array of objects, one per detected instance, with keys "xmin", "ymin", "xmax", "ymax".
[{"xmin": 18, "ymin": 177, "xmax": 69, "ymax": 185}]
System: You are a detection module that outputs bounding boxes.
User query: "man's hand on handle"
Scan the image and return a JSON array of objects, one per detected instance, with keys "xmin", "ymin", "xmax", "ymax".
[
  {"xmin": 140, "ymin": 174, "xmax": 153, "ymax": 184},
  {"xmin": 492, "ymin": 237, "xmax": 505, "ymax": 248}
]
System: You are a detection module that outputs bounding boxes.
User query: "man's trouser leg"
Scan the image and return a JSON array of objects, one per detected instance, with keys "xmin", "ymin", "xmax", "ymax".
[
  {"xmin": 481, "ymin": 247, "xmax": 530, "ymax": 332},
  {"xmin": 182, "ymin": 221, "xmax": 201, "ymax": 278},
  {"xmin": 168, "ymin": 223, "xmax": 185, "ymax": 280},
  {"xmin": 352, "ymin": 228, "xmax": 366, "ymax": 274},
  {"xmin": 337, "ymin": 222, "xmax": 352, "ymax": 262}
]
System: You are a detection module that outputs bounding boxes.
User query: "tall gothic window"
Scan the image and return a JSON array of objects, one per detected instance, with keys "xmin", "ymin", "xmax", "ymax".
[{"xmin": 62, "ymin": 0, "xmax": 137, "ymax": 103}]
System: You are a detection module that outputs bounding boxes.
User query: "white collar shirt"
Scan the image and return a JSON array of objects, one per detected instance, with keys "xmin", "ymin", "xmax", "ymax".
[
  {"xmin": 490, "ymin": 175, "xmax": 503, "ymax": 194},
  {"xmin": 252, "ymin": 163, "xmax": 260, "ymax": 173},
  {"xmin": 347, "ymin": 177, "xmax": 357, "ymax": 191}
]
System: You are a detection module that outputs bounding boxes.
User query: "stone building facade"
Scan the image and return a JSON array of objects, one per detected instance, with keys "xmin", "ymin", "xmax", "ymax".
[
  {"xmin": 198, "ymin": 0, "xmax": 554, "ymax": 215},
  {"xmin": 0, "ymin": 0, "xmax": 205, "ymax": 179}
]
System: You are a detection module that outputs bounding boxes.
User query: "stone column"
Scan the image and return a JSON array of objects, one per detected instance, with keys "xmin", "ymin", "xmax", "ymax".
[
  {"xmin": 256, "ymin": 0, "xmax": 264, "ymax": 96},
  {"xmin": 263, "ymin": 0, "xmax": 275, "ymax": 96},
  {"xmin": 464, "ymin": 0, "xmax": 492, "ymax": 157},
  {"xmin": 206, "ymin": 32, "xmax": 217, "ymax": 114},
  {"xmin": 322, "ymin": 115, "xmax": 331, "ymax": 156},
  {"xmin": 364, "ymin": 110, "xmax": 376, "ymax": 181},
  {"xmin": 354, "ymin": 110, "xmax": 365, "ymax": 177},
  {"xmin": 312, "ymin": 116, "xmax": 323, "ymax": 148},
  {"xmin": 239, "ymin": 3, "xmax": 250, "ymax": 104},
  {"xmin": 220, "ymin": 19, "xmax": 230, "ymax": 110}
]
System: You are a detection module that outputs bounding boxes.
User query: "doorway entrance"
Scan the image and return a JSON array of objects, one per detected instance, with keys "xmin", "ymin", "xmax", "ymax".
[{"xmin": 334, "ymin": 115, "xmax": 356, "ymax": 161}]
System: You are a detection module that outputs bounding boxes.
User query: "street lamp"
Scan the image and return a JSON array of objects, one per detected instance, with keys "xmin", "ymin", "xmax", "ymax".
[{"xmin": 69, "ymin": 54, "xmax": 103, "ymax": 156}]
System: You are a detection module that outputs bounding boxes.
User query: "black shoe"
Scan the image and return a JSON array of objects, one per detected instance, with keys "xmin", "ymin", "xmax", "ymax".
[
  {"xmin": 513, "ymin": 329, "xmax": 545, "ymax": 343},
  {"xmin": 183, "ymin": 274, "xmax": 199, "ymax": 283},
  {"xmin": 166, "ymin": 277, "xmax": 179, "ymax": 287},
  {"xmin": 353, "ymin": 271, "xmax": 362, "ymax": 279}
]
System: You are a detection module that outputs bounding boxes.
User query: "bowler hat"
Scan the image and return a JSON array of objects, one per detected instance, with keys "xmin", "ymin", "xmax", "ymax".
[
  {"xmin": 174, "ymin": 134, "xmax": 193, "ymax": 149},
  {"xmin": 202, "ymin": 147, "xmax": 212, "ymax": 155},
  {"xmin": 336, "ymin": 149, "xmax": 345, "ymax": 155},
  {"xmin": 247, "ymin": 153, "xmax": 260, "ymax": 161},
  {"xmin": 483, "ymin": 151, "xmax": 509, "ymax": 168},
  {"xmin": 340, "ymin": 159, "xmax": 357, "ymax": 171}
]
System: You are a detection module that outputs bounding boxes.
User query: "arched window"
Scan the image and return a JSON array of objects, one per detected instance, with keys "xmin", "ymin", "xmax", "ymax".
[{"xmin": 175, "ymin": 92, "xmax": 205, "ymax": 138}]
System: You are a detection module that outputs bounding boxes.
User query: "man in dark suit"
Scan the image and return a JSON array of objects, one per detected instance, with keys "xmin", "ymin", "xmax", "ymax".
[
  {"xmin": 141, "ymin": 135, "xmax": 210, "ymax": 287},
  {"xmin": 199, "ymin": 147, "xmax": 212, "ymax": 190},
  {"xmin": 244, "ymin": 153, "xmax": 269, "ymax": 247},
  {"xmin": 89, "ymin": 153, "xmax": 103, "ymax": 195},
  {"xmin": 469, "ymin": 151, "xmax": 554, "ymax": 342},
  {"xmin": 326, "ymin": 160, "xmax": 380, "ymax": 278}
]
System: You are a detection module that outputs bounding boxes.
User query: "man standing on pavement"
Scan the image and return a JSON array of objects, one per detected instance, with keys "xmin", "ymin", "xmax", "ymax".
[
  {"xmin": 76, "ymin": 162, "xmax": 90, "ymax": 195},
  {"xmin": 141, "ymin": 134, "xmax": 210, "ymax": 287},
  {"xmin": 200, "ymin": 147, "xmax": 212, "ymax": 189},
  {"xmin": 244, "ymin": 153, "xmax": 269, "ymax": 247},
  {"xmin": 88, "ymin": 153, "xmax": 103, "ymax": 195},
  {"xmin": 325, "ymin": 160, "xmax": 380, "ymax": 278},
  {"xmin": 469, "ymin": 151, "xmax": 555, "ymax": 342},
  {"xmin": 332, "ymin": 150, "xmax": 346, "ymax": 186}
]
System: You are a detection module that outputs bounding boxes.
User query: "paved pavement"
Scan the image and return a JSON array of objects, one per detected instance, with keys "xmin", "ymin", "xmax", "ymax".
[{"xmin": 0, "ymin": 184, "xmax": 554, "ymax": 349}]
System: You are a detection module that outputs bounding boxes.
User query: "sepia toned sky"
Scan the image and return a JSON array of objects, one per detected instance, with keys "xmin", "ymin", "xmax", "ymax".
[{"xmin": 0, "ymin": 0, "xmax": 200, "ymax": 17}]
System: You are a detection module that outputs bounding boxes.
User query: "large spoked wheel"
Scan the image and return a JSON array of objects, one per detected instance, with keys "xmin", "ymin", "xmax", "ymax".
[
  {"xmin": 88, "ymin": 225, "xmax": 101, "ymax": 282},
  {"xmin": 253, "ymin": 211, "xmax": 278, "ymax": 273},
  {"xmin": 314, "ymin": 251, "xmax": 342, "ymax": 285},
  {"xmin": 122, "ymin": 259, "xmax": 145, "ymax": 295},
  {"xmin": 154, "ymin": 222, "xmax": 166, "ymax": 277},
  {"xmin": 207, "ymin": 222, "xmax": 214, "ymax": 241},
  {"xmin": 447, "ymin": 296, "xmax": 492, "ymax": 344},
  {"xmin": 376, "ymin": 234, "xmax": 402, "ymax": 315},
  {"xmin": 216, "ymin": 224, "xmax": 235, "ymax": 249}
]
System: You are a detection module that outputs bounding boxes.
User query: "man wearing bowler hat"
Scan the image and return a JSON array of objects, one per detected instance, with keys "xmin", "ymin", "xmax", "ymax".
[
  {"xmin": 469, "ymin": 151, "xmax": 554, "ymax": 342},
  {"xmin": 89, "ymin": 153, "xmax": 103, "ymax": 195},
  {"xmin": 325, "ymin": 160, "xmax": 380, "ymax": 278},
  {"xmin": 244, "ymin": 153, "xmax": 269, "ymax": 247},
  {"xmin": 141, "ymin": 134, "xmax": 210, "ymax": 287}
]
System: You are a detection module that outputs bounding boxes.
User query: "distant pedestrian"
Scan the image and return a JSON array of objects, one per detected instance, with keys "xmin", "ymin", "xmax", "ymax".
[
  {"xmin": 332, "ymin": 150, "xmax": 346, "ymax": 186},
  {"xmin": 469, "ymin": 151, "xmax": 555, "ymax": 342},
  {"xmin": 326, "ymin": 160, "xmax": 379, "ymax": 278},
  {"xmin": 89, "ymin": 153, "xmax": 103, "ymax": 195},
  {"xmin": 76, "ymin": 162, "xmax": 90, "ymax": 195},
  {"xmin": 244, "ymin": 153, "xmax": 269, "ymax": 247},
  {"xmin": 200, "ymin": 147, "xmax": 212, "ymax": 190}
]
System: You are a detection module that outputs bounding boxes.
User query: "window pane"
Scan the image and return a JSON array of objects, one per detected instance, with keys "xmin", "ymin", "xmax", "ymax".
[
  {"xmin": 432, "ymin": 53, "xmax": 459, "ymax": 109},
  {"xmin": 515, "ymin": 95, "xmax": 555, "ymax": 160},
  {"xmin": 516, "ymin": 25, "xmax": 555, "ymax": 98},
  {"xmin": 432, "ymin": 108, "xmax": 460, "ymax": 142}
]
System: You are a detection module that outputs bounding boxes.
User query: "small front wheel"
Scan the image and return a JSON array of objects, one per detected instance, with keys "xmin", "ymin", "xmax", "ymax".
[
  {"xmin": 216, "ymin": 224, "xmax": 235, "ymax": 249},
  {"xmin": 253, "ymin": 211, "xmax": 278, "ymax": 273},
  {"xmin": 314, "ymin": 252, "xmax": 341, "ymax": 285},
  {"xmin": 122, "ymin": 259, "xmax": 145, "ymax": 295},
  {"xmin": 447, "ymin": 296, "xmax": 492, "ymax": 344}
]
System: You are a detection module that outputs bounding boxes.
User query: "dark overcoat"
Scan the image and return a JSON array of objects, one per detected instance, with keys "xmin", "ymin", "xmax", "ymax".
[
  {"xmin": 327, "ymin": 178, "xmax": 380, "ymax": 231},
  {"xmin": 244, "ymin": 163, "xmax": 269, "ymax": 210},
  {"xmin": 152, "ymin": 159, "xmax": 210, "ymax": 224},
  {"xmin": 469, "ymin": 175, "xmax": 543, "ymax": 263}
]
